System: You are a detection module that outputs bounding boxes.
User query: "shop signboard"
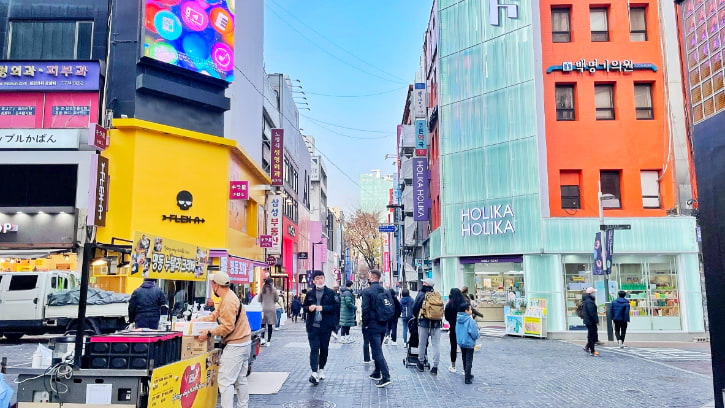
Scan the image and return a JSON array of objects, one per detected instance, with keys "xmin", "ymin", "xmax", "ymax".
[
  {"xmin": 227, "ymin": 255, "xmax": 254, "ymax": 284},
  {"xmin": 130, "ymin": 231, "xmax": 210, "ymax": 281},
  {"xmin": 413, "ymin": 83, "xmax": 427, "ymax": 118},
  {"xmin": 0, "ymin": 128, "xmax": 82, "ymax": 149},
  {"xmin": 415, "ymin": 119, "xmax": 427, "ymax": 155},
  {"xmin": 229, "ymin": 180, "xmax": 249, "ymax": 200},
  {"xmin": 0, "ymin": 61, "xmax": 101, "ymax": 91},
  {"xmin": 0, "ymin": 91, "xmax": 99, "ymax": 128},
  {"xmin": 148, "ymin": 350, "xmax": 220, "ymax": 408},
  {"xmin": 265, "ymin": 194, "xmax": 282, "ymax": 254},
  {"xmin": 271, "ymin": 129, "xmax": 284, "ymax": 185},
  {"xmin": 87, "ymin": 155, "xmax": 109, "ymax": 227},
  {"xmin": 505, "ymin": 314, "xmax": 524, "ymax": 336},
  {"xmin": 311, "ymin": 157, "xmax": 320, "ymax": 181},
  {"xmin": 413, "ymin": 157, "xmax": 429, "ymax": 221},
  {"xmin": 142, "ymin": 1, "xmax": 235, "ymax": 82},
  {"xmin": 88, "ymin": 124, "xmax": 108, "ymax": 151},
  {"xmin": 259, "ymin": 235, "xmax": 273, "ymax": 248}
]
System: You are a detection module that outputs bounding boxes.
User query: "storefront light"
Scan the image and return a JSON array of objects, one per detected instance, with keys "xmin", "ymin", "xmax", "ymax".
[{"xmin": 92, "ymin": 257, "xmax": 110, "ymax": 266}]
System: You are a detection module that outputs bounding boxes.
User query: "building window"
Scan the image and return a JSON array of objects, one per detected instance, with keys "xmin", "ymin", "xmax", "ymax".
[
  {"xmin": 8, "ymin": 20, "xmax": 93, "ymax": 59},
  {"xmin": 600, "ymin": 170, "xmax": 621, "ymax": 209},
  {"xmin": 552, "ymin": 8, "xmax": 571, "ymax": 43},
  {"xmin": 634, "ymin": 83, "xmax": 654, "ymax": 119},
  {"xmin": 556, "ymin": 85, "xmax": 575, "ymax": 120},
  {"xmin": 640, "ymin": 170, "xmax": 661, "ymax": 208},
  {"xmin": 629, "ymin": 7, "xmax": 647, "ymax": 41},
  {"xmin": 560, "ymin": 170, "xmax": 581, "ymax": 209},
  {"xmin": 590, "ymin": 8, "xmax": 609, "ymax": 42},
  {"xmin": 595, "ymin": 84, "xmax": 615, "ymax": 120}
]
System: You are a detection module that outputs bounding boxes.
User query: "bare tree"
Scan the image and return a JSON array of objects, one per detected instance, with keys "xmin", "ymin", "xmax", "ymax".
[{"xmin": 344, "ymin": 209, "xmax": 382, "ymax": 271}]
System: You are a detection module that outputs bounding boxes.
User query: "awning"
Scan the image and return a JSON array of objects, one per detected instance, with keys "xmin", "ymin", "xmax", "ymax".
[{"xmin": 0, "ymin": 248, "xmax": 70, "ymax": 259}]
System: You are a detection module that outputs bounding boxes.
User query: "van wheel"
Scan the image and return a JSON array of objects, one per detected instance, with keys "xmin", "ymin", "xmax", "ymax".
[{"xmin": 4, "ymin": 333, "xmax": 23, "ymax": 342}]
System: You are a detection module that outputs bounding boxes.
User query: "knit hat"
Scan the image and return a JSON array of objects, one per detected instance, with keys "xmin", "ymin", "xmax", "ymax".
[
  {"xmin": 585, "ymin": 287, "xmax": 596, "ymax": 294},
  {"xmin": 422, "ymin": 278, "xmax": 435, "ymax": 287}
]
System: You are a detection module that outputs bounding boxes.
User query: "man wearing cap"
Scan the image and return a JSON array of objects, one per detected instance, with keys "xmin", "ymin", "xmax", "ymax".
[
  {"xmin": 302, "ymin": 270, "xmax": 340, "ymax": 385},
  {"xmin": 412, "ymin": 278, "xmax": 443, "ymax": 374},
  {"xmin": 582, "ymin": 287, "xmax": 600, "ymax": 356},
  {"xmin": 195, "ymin": 272, "xmax": 252, "ymax": 407}
]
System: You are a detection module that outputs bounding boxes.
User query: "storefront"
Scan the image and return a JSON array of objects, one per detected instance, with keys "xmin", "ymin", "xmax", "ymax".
[{"xmin": 462, "ymin": 255, "xmax": 525, "ymax": 323}]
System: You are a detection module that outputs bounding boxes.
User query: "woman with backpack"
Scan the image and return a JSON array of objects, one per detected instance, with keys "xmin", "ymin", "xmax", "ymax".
[{"xmin": 444, "ymin": 288, "xmax": 469, "ymax": 373}]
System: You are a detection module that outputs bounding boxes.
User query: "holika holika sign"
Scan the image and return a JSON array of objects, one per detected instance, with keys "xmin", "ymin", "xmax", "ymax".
[{"xmin": 461, "ymin": 204, "xmax": 515, "ymax": 236}]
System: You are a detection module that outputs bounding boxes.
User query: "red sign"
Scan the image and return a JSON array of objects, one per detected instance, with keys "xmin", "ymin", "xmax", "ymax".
[
  {"xmin": 266, "ymin": 255, "xmax": 277, "ymax": 266},
  {"xmin": 89, "ymin": 124, "xmax": 108, "ymax": 150},
  {"xmin": 0, "ymin": 91, "xmax": 98, "ymax": 129},
  {"xmin": 259, "ymin": 235, "xmax": 273, "ymax": 248},
  {"xmin": 271, "ymin": 128, "xmax": 284, "ymax": 186},
  {"xmin": 383, "ymin": 252, "xmax": 390, "ymax": 273},
  {"xmin": 229, "ymin": 180, "xmax": 249, "ymax": 200},
  {"xmin": 228, "ymin": 256, "xmax": 253, "ymax": 284},
  {"xmin": 415, "ymin": 148, "xmax": 427, "ymax": 157}
]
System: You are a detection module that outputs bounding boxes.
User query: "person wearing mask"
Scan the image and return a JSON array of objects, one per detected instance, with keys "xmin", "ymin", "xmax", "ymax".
[
  {"xmin": 399, "ymin": 288, "xmax": 414, "ymax": 345},
  {"xmin": 582, "ymin": 287, "xmax": 600, "ymax": 356},
  {"xmin": 361, "ymin": 269, "xmax": 392, "ymax": 388},
  {"xmin": 128, "ymin": 279, "xmax": 168, "ymax": 329},
  {"xmin": 610, "ymin": 290, "xmax": 631, "ymax": 348},
  {"xmin": 444, "ymin": 288, "xmax": 468, "ymax": 373},
  {"xmin": 412, "ymin": 278, "xmax": 444, "ymax": 375},
  {"xmin": 339, "ymin": 280, "xmax": 357, "ymax": 343},
  {"xmin": 258, "ymin": 278, "xmax": 278, "ymax": 346},
  {"xmin": 195, "ymin": 272, "xmax": 251, "ymax": 408},
  {"xmin": 302, "ymin": 271, "xmax": 339, "ymax": 385}
]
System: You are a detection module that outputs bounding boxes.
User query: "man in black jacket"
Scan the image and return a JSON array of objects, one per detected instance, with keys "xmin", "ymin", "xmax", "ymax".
[
  {"xmin": 582, "ymin": 287, "xmax": 600, "ymax": 356},
  {"xmin": 361, "ymin": 269, "xmax": 391, "ymax": 388},
  {"xmin": 128, "ymin": 279, "xmax": 167, "ymax": 329},
  {"xmin": 302, "ymin": 271, "xmax": 340, "ymax": 385}
]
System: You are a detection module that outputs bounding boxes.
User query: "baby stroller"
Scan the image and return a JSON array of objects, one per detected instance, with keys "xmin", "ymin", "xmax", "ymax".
[{"xmin": 403, "ymin": 317, "xmax": 429, "ymax": 368}]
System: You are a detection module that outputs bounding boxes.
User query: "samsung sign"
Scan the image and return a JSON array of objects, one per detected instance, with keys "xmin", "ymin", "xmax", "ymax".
[{"xmin": 461, "ymin": 205, "xmax": 515, "ymax": 236}]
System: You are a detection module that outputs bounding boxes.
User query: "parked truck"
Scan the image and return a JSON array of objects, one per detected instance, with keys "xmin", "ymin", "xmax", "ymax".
[{"xmin": 0, "ymin": 271, "xmax": 129, "ymax": 340}]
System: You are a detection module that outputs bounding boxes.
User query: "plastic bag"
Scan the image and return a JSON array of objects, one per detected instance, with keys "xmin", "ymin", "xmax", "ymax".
[
  {"xmin": 280, "ymin": 312, "xmax": 288, "ymax": 326},
  {"xmin": 0, "ymin": 373, "xmax": 13, "ymax": 408},
  {"xmin": 314, "ymin": 311, "xmax": 322, "ymax": 323}
]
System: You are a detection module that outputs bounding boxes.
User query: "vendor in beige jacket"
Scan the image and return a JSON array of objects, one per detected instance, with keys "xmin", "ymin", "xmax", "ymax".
[{"xmin": 196, "ymin": 272, "xmax": 251, "ymax": 408}]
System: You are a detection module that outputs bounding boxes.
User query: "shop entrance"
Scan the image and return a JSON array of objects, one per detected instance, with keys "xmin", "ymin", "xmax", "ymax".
[{"xmin": 463, "ymin": 259, "xmax": 525, "ymax": 324}]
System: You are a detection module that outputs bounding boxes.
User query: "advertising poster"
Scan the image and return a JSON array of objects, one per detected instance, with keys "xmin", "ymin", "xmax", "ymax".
[
  {"xmin": 131, "ymin": 232, "xmax": 209, "ymax": 281},
  {"xmin": 593, "ymin": 232, "xmax": 603, "ymax": 275},
  {"xmin": 142, "ymin": 0, "xmax": 235, "ymax": 82},
  {"xmin": 0, "ymin": 93, "xmax": 43, "ymax": 128},
  {"xmin": 523, "ymin": 316, "xmax": 543, "ymax": 336},
  {"xmin": 44, "ymin": 92, "xmax": 98, "ymax": 128},
  {"xmin": 505, "ymin": 315, "xmax": 524, "ymax": 336},
  {"xmin": 148, "ymin": 350, "xmax": 220, "ymax": 408}
]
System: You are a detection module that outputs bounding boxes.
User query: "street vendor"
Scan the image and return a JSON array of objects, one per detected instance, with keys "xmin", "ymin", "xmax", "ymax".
[
  {"xmin": 128, "ymin": 278, "xmax": 168, "ymax": 329},
  {"xmin": 195, "ymin": 272, "xmax": 252, "ymax": 408}
]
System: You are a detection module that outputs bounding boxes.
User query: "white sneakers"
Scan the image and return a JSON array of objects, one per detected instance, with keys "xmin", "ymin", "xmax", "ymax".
[
  {"xmin": 318, "ymin": 369, "xmax": 325, "ymax": 380},
  {"xmin": 309, "ymin": 371, "xmax": 320, "ymax": 385},
  {"xmin": 448, "ymin": 365, "xmax": 456, "ymax": 373},
  {"xmin": 390, "ymin": 341, "xmax": 397, "ymax": 346}
]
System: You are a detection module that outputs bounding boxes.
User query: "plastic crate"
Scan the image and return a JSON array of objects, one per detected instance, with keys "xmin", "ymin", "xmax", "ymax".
[
  {"xmin": 85, "ymin": 331, "xmax": 182, "ymax": 369},
  {"xmin": 246, "ymin": 310, "xmax": 262, "ymax": 331}
]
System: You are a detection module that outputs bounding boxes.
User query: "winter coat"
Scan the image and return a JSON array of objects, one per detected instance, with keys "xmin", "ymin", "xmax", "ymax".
[
  {"xmin": 259, "ymin": 286, "xmax": 278, "ymax": 325},
  {"xmin": 412, "ymin": 285, "xmax": 443, "ymax": 328},
  {"xmin": 129, "ymin": 281, "xmax": 167, "ymax": 326},
  {"xmin": 361, "ymin": 282, "xmax": 389, "ymax": 333},
  {"xmin": 400, "ymin": 296, "xmax": 414, "ymax": 319},
  {"xmin": 302, "ymin": 286, "xmax": 340, "ymax": 332},
  {"xmin": 455, "ymin": 312, "xmax": 480, "ymax": 348},
  {"xmin": 291, "ymin": 298, "xmax": 302, "ymax": 314},
  {"xmin": 581, "ymin": 293, "xmax": 599, "ymax": 326},
  {"xmin": 610, "ymin": 297, "xmax": 631, "ymax": 322},
  {"xmin": 339, "ymin": 288, "xmax": 357, "ymax": 327}
]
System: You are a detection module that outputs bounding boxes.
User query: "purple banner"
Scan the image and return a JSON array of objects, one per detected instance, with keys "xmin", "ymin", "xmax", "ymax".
[
  {"xmin": 0, "ymin": 62, "xmax": 100, "ymax": 91},
  {"xmin": 593, "ymin": 232, "xmax": 604, "ymax": 275},
  {"xmin": 413, "ymin": 157, "xmax": 429, "ymax": 221},
  {"xmin": 605, "ymin": 229, "xmax": 614, "ymax": 275},
  {"xmin": 460, "ymin": 255, "xmax": 523, "ymax": 264}
]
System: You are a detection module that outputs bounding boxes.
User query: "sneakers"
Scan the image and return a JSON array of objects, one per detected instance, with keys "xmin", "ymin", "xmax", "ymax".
[
  {"xmin": 266, "ymin": 341, "xmax": 271, "ymax": 347},
  {"xmin": 274, "ymin": 327, "xmax": 280, "ymax": 331},
  {"xmin": 376, "ymin": 378, "xmax": 391, "ymax": 388},
  {"xmin": 318, "ymin": 369, "xmax": 325, "ymax": 380},
  {"xmin": 369, "ymin": 372, "xmax": 382, "ymax": 381},
  {"xmin": 464, "ymin": 377, "xmax": 472, "ymax": 385},
  {"xmin": 590, "ymin": 351, "xmax": 600, "ymax": 357},
  {"xmin": 430, "ymin": 367, "xmax": 438, "ymax": 375},
  {"xmin": 364, "ymin": 359, "xmax": 372, "ymax": 364},
  {"xmin": 308, "ymin": 372, "xmax": 320, "ymax": 385},
  {"xmin": 416, "ymin": 362, "xmax": 425, "ymax": 372},
  {"xmin": 448, "ymin": 365, "xmax": 456, "ymax": 373},
  {"xmin": 390, "ymin": 341, "xmax": 397, "ymax": 346}
]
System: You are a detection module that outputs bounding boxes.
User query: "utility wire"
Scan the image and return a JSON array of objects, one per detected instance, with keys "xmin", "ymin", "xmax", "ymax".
[
  {"xmin": 305, "ymin": 85, "xmax": 409, "ymax": 98},
  {"xmin": 265, "ymin": 5, "xmax": 407, "ymax": 85},
  {"xmin": 301, "ymin": 114, "xmax": 389, "ymax": 134},
  {"xmin": 303, "ymin": 118, "xmax": 389, "ymax": 140},
  {"xmin": 267, "ymin": 0, "xmax": 408, "ymax": 83}
]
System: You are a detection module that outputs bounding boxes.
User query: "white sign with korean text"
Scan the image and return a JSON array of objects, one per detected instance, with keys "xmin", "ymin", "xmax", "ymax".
[
  {"xmin": 266, "ymin": 195, "xmax": 283, "ymax": 255},
  {"xmin": 0, "ymin": 128, "xmax": 81, "ymax": 149},
  {"xmin": 414, "ymin": 83, "xmax": 427, "ymax": 118},
  {"xmin": 311, "ymin": 157, "xmax": 320, "ymax": 182}
]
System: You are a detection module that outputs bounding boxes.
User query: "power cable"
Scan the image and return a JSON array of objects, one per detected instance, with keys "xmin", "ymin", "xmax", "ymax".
[
  {"xmin": 301, "ymin": 114, "xmax": 389, "ymax": 134},
  {"xmin": 305, "ymin": 85, "xmax": 408, "ymax": 98},
  {"xmin": 265, "ymin": 5, "xmax": 407, "ymax": 85},
  {"xmin": 304, "ymin": 119, "xmax": 389, "ymax": 140},
  {"xmin": 267, "ymin": 0, "xmax": 408, "ymax": 83}
]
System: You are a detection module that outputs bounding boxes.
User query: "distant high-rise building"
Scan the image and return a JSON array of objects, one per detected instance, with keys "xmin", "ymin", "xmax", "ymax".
[{"xmin": 359, "ymin": 170, "xmax": 392, "ymax": 219}]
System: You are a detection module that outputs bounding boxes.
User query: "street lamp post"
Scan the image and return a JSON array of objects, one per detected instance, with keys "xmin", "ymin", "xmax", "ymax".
[{"xmin": 598, "ymin": 181, "xmax": 615, "ymax": 342}]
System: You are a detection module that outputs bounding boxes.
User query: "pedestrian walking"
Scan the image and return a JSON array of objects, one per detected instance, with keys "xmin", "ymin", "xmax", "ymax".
[
  {"xmin": 291, "ymin": 295, "xmax": 302, "ymax": 323},
  {"xmin": 610, "ymin": 290, "xmax": 631, "ymax": 348},
  {"xmin": 194, "ymin": 272, "xmax": 252, "ymax": 408},
  {"xmin": 455, "ymin": 303, "xmax": 480, "ymax": 384},
  {"xmin": 361, "ymin": 269, "xmax": 393, "ymax": 387},
  {"xmin": 339, "ymin": 280, "xmax": 357, "ymax": 343},
  {"xmin": 128, "ymin": 279, "xmax": 168, "ymax": 330},
  {"xmin": 302, "ymin": 271, "xmax": 340, "ymax": 385},
  {"xmin": 385, "ymin": 288, "xmax": 402, "ymax": 346},
  {"xmin": 412, "ymin": 278, "xmax": 444, "ymax": 375},
  {"xmin": 444, "ymin": 288, "xmax": 468, "ymax": 373},
  {"xmin": 331, "ymin": 285, "xmax": 341, "ymax": 341},
  {"xmin": 581, "ymin": 287, "xmax": 600, "ymax": 356},
  {"xmin": 259, "ymin": 278, "xmax": 278, "ymax": 346},
  {"xmin": 275, "ymin": 293, "xmax": 285, "ymax": 330},
  {"xmin": 460, "ymin": 286, "xmax": 484, "ymax": 319},
  {"xmin": 399, "ymin": 288, "xmax": 414, "ymax": 345},
  {"xmin": 360, "ymin": 291, "xmax": 372, "ymax": 363}
]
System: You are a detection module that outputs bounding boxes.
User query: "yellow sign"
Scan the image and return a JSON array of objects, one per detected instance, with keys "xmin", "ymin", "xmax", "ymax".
[
  {"xmin": 131, "ymin": 232, "xmax": 209, "ymax": 281},
  {"xmin": 148, "ymin": 350, "xmax": 220, "ymax": 408},
  {"xmin": 523, "ymin": 316, "xmax": 543, "ymax": 336}
]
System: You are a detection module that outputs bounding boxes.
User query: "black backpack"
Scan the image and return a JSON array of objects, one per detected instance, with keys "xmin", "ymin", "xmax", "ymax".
[
  {"xmin": 374, "ymin": 286, "xmax": 396, "ymax": 322},
  {"xmin": 576, "ymin": 302, "xmax": 585, "ymax": 319}
]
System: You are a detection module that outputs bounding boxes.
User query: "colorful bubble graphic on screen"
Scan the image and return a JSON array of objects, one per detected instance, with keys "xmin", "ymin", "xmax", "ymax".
[{"xmin": 143, "ymin": 0, "xmax": 234, "ymax": 82}]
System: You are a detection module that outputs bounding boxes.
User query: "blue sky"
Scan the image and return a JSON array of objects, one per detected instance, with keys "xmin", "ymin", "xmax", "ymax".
[{"xmin": 263, "ymin": 0, "xmax": 432, "ymax": 213}]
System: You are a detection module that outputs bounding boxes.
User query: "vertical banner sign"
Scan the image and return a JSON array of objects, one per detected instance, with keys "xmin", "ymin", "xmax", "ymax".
[
  {"xmin": 271, "ymin": 129, "xmax": 284, "ymax": 186},
  {"xmin": 383, "ymin": 232, "xmax": 390, "ymax": 273},
  {"xmin": 413, "ymin": 157, "xmax": 429, "ymax": 221},
  {"xmin": 266, "ymin": 195, "xmax": 282, "ymax": 255},
  {"xmin": 605, "ymin": 229, "xmax": 614, "ymax": 275},
  {"xmin": 414, "ymin": 83, "xmax": 427, "ymax": 118},
  {"xmin": 87, "ymin": 155, "xmax": 109, "ymax": 227},
  {"xmin": 593, "ymin": 232, "xmax": 604, "ymax": 275},
  {"xmin": 414, "ymin": 119, "xmax": 427, "ymax": 156}
]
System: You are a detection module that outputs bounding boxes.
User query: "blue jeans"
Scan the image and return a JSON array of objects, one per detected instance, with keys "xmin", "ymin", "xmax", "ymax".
[
  {"xmin": 276, "ymin": 308, "xmax": 283, "ymax": 328},
  {"xmin": 402, "ymin": 316, "xmax": 410, "ymax": 343},
  {"xmin": 368, "ymin": 331, "xmax": 389, "ymax": 379}
]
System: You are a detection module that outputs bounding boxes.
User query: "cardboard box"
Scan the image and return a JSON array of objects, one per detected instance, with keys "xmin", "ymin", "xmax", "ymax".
[
  {"xmin": 172, "ymin": 321, "xmax": 191, "ymax": 335},
  {"xmin": 191, "ymin": 321, "xmax": 218, "ymax": 336},
  {"xmin": 181, "ymin": 336, "xmax": 213, "ymax": 359}
]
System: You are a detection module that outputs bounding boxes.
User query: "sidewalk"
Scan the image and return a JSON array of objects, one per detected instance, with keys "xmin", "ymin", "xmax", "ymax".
[{"xmin": 246, "ymin": 320, "xmax": 713, "ymax": 407}]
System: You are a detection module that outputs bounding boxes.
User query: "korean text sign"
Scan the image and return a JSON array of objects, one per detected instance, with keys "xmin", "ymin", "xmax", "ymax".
[
  {"xmin": 148, "ymin": 350, "xmax": 219, "ymax": 408},
  {"xmin": 413, "ymin": 157, "xmax": 429, "ymax": 221},
  {"xmin": 131, "ymin": 232, "xmax": 209, "ymax": 281},
  {"xmin": 229, "ymin": 181, "xmax": 249, "ymax": 200},
  {"xmin": 226, "ymin": 256, "xmax": 255, "ymax": 284},
  {"xmin": 0, "ymin": 61, "xmax": 100, "ymax": 91},
  {"xmin": 266, "ymin": 195, "xmax": 282, "ymax": 255},
  {"xmin": 271, "ymin": 129, "xmax": 284, "ymax": 186},
  {"xmin": 143, "ymin": 0, "xmax": 235, "ymax": 82}
]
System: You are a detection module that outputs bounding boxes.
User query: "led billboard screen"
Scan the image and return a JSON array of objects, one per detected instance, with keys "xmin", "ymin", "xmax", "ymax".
[{"xmin": 142, "ymin": 0, "xmax": 235, "ymax": 82}]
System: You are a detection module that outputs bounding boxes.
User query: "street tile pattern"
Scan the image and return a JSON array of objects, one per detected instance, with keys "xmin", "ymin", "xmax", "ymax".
[{"xmin": 603, "ymin": 347, "xmax": 712, "ymax": 361}]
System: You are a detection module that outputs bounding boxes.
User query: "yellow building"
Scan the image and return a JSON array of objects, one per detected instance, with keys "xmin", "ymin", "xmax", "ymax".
[{"xmin": 96, "ymin": 119, "xmax": 269, "ymax": 294}]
